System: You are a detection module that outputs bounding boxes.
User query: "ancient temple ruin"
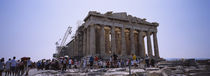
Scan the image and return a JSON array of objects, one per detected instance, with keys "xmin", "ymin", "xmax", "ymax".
[{"xmin": 59, "ymin": 11, "xmax": 160, "ymax": 59}]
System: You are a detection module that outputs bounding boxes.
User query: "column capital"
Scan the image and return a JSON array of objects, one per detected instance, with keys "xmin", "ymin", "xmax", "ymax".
[
  {"xmin": 130, "ymin": 28, "xmax": 134, "ymax": 31},
  {"xmin": 138, "ymin": 30, "xmax": 143, "ymax": 32},
  {"xmin": 111, "ymin": 25, "xmax": 115, "ymax": 28},
  {"xmin": 97, "ymin": 24, "xmax": 105, "ymax": 27},
  {"xmin": 153, "ymin": 32, "xmax": 157, "ymax": 34},
  {"xmin": 100, "ymin": 25, "xmax": 105, "ymax": 27},
  {"xmin": 147, "ymin": 31, "xmax": 151, "ymax": 33},
  {"xmin": 89, "ymin": 24, "xmax": 95, "ymax": 27},
  {"xmin": 146, "ymin": 31, "xmax": 152, "ymax": 35}
]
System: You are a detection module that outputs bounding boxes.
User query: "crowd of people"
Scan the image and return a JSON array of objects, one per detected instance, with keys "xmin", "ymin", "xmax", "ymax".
[
  {"xmin": 34, "ymin": 54, "xmax": 157, "ymax": 71},
  {"xmin": 0, "ymin": 54, "xmax": 157, "ymax": 76},
  {"xmin": 0, "ymin": 56, "xmax": 33, "ymax": 76}
]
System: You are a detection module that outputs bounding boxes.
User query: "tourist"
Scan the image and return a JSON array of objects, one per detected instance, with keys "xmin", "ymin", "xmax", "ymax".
[
  {"xmin": 150, "ymin": 58, "xmax": 155, "ymax": 67},
  {"xmin": 62, "ymin": 58, "xmax": 67, "ymax": 71},
  {"xmin": 89, "ymin": 56, "xmax": 94, "ymax": 68},
  {"xmin": 71, "ymin": 59, "xmax": 75, "ymax": 69},
  {"xmin": 132, "ymin": 54, "xmax": 137, "ymax": 68},
  {"xmin": 94, "ymin": 56, "xmax": 98, "ymax": 62},
  {"xmin": 136, "ymin": 58, "xmax": 140, "ymax": 68},
  {"xmin": 117, "ymin": 60, "xmax": 121, "ymax": 68},
  {"xmin": 36, "ymin": 60, "xmax": 41, "ymax": 70},
  {"xmin": 45, "ymin": 60, "xmax": 50, "ymax": 70},
  {"xmin": 18, "ymin": 59, "xmax": 25, "ymax": 76},
  {"xmin": 113, "ymin": 53, "xmax": 118, "ymax": 68},
  {"xmin": 132, "ymin": 54, "xmax": 136, "ymax": 60},
  {"xmin": 51, "ymin": 59, "xmax": 59, "ymax": 70},
  {"xmin": 16, "ymin": 60, "xmax": 21, "ymax": 76},
  {"xmin": 109, "ymin": 56, "xmax": 112, "ymax": 63},
  {"xmin": 11, "ymin": 56, "xmax": 17, "ymax": 76},
  {"xmin": 106, "ymin": 61, "xmax": 110, "ymax": 68},
  {"xmin": 5, "ymin": 58, "xmax": 11, "ymax": 76},
  {"xmin": 126, "ymin": 59, "xmax": 129, "ymax": 66},
  {"xmin": 87, "ymin": 58, "xmax": 90, "ymax": 68},
  {"xmin": 139, "ymin": 58, "xmax": 145, "ymax": 68},
  {"xmin": 131, "ymin": 59, "xmax": 134, "ymax": 66},
  {"xmin": 0, "ymin": 58, "xmax": 4, "ymax": 76},
  {"xmin": 121, "ymin": 59, "xmax": 125, "ymax": 68},
  {"xmin": 102, "ymin": 61, "xmax": 106, "ymax": 68},
  {"xmin": 73, "ymin": 59, "xmax": 77, "ymax": 69},
  {"xmin": 57, "ymin": 58, "xmax": 62, "ymax": 70},
  {"xmin": 68, "ymin": 58, "xmax": 72, "ymax": 69},
  {"xmin": 25, "ymin": 58, "xmax": 32, "ymax": 75},
  {"xmin": 49, "ymin": 59, "xmax": 54, "ymax": 70},
  {"xmin": 82, "ymin": 58, "xmax": 87, "ymax": 68},
  {"xmin": 145, "ymin": 56, "xmax": 150, "ymax": 67},
  {"xmin": 94, "ymin": 56, "xmax": 98, "ymax": 68},
  {"xmin": 40, "ymin": 60, "xmax": 44, "ymax": 70},
  {"xmin": 77, "ymin": 60, "xmax": 81, "ymax": 68},
  {"xmin": 98, "ymin": 59, "xmax": 103, "ymax": 68}
]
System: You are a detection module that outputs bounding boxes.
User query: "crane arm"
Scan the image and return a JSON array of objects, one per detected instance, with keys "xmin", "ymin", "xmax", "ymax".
[{"xmin": 60, "ymin": 26, "xmax": 72, "ymax": 46}]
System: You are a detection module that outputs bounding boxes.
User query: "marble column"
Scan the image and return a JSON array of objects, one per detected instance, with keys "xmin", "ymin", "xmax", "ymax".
[
  {"xmin": 121, "ymin": 27, "xmax": 126, "ymax": 56},
  {"xmin": 138, "ymin": 31, "xmax": 144, "ymax": 57},
  {"xmin": 130, "ymin": 29, "xmax": 135, "ymax": 55},
  {"xmin": 83, "ymin": 30, "xmax": 86, "ymax": 56},
  {"xmin": 153, "ymin": 32, "xmax": 160, "ymax": 58},
  {"xmin": 147, "ymin": 31, "xmax": 153, "ymax": 57},
  {"xmin": 142, "ymin": 36, "xmax": 146, "ymax": 57},
  {"xmin": 89, "ymin": 25, "xmax": 96, "ymax": 55},
  {"xmin": 73, "ymin": 38, "xmax": 76, "ymax": 56},
  {"xmin": 86, "ymin": 27, "xmax": 90, "ymax": 55},
  {"xmin": 105, "ymin": 29, "xmax": 111, "ymax": 54},
  {"xmin": 111, "ymin": 26, "xmax": 116, "ymax": 54},
  {"xmin": 116, "ymin": 30, "xmax": 121, "ymax": 55},
  {"xmin": 100, "ymin": 25, "xmax": 106, "ymax": 56}
]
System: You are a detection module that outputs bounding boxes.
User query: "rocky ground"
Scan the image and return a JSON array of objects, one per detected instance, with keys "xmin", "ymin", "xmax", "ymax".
[
  {"xmin": 29, "ymin": 68, "xmax": 142, "ymax": 76},
  {"xmin": 14, "ymin": 65, "xmax": 210, "ymax": 76},
  {"xmin": 2, "ymin": 59, "xmax": 210, "ymax": 76}
]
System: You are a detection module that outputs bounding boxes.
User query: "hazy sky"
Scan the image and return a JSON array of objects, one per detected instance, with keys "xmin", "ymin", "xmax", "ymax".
[{"xmin": 0, "ymin": 0, "xmax": 210, "ymax": 61}]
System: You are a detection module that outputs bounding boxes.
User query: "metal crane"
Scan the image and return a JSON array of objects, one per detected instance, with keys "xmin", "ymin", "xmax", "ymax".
[
  {"xmin": 55, "ymin": 26, "xmax": 72, "ymax": 56},
  {"xmin": 60, "ymin": 26, "xmax": 72, "ymax": 47}
]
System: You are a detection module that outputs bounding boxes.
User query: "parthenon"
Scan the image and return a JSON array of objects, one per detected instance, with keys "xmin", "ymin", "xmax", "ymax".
[{"xmin": 59, "ymin": 11, "xmax": 160, "ymax": 59}]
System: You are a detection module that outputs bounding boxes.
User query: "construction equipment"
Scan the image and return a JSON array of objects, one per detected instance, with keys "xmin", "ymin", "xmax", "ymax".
[
  {"xmin": 54, "ymin": 26, "xmax": 72, "ymax": 57},
  {"xmin": 60, "ymin": 26, "xmax": 72, "ymax": 47}
]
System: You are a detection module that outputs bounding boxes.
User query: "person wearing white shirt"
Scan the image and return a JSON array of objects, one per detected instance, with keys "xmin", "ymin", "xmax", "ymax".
[
  {"xmin": 83, "ymin": 58, "xmax": 87, "ymax": 68},
  {"xmin": 26, "ymin": 58, "xmax": 32, "ymax": 76},
  {"xmin": 27, "ymin": 59, "xmax": 32, "ymax": 67},
  {"xmin": 103, "ymin": 61, "xmax": 106, "ymax": 68},
  {"xmin": 68, "ymin": 59, "xmax": 72, "ymax": 69},
  {"xmin": 117, "ymin": 61, "xmax": 121, "ymax": 68},
  {"xmin": 10, "ymin": 57, "xmax": 17, "ymax": 76}
]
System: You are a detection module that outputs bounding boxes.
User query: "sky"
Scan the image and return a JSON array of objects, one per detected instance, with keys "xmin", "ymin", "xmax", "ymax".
[{"xmin": 0, "ymin": 0, "xmax": 210, "ymax": 61}]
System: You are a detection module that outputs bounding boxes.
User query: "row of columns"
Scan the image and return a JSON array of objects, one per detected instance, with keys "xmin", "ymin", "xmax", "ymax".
[{"xmin": 83, "ymin": 24, "xmax": 159, "ymax": 58}]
